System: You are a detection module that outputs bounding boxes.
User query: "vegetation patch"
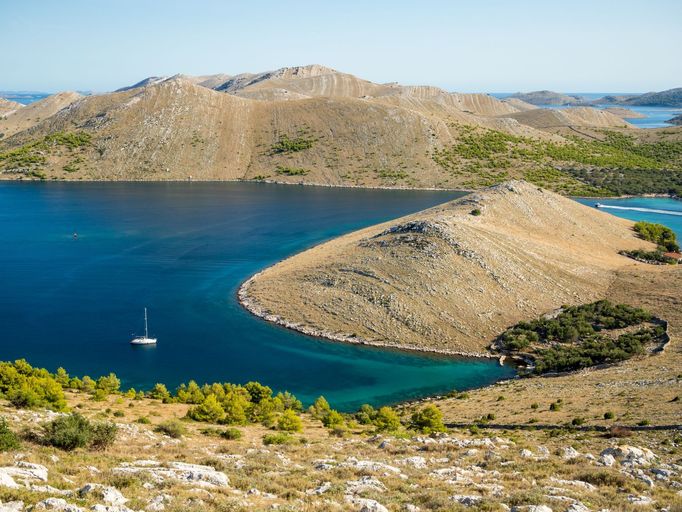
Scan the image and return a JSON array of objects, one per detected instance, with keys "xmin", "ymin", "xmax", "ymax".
[
  {"xmin": 0, "ymin": 131, "xmax": 91, "ymax": 176},
  {"xmin": 274, "ymin": 165, "xmax": 309, "ymax": 176},
  {"xmin": 434, "ymin": 126, "xmax": 682, "ymax": 195},
  {"xmin": 633, "ymin": 221, "xmax": 679, "ymax": 252},
  {"xmin": 495, "ymin": 300, "xmax": 666, "ymax": 374},
  {"xmin": 270, "ymin": 133, "xmax": 317, "ymax": 154}
]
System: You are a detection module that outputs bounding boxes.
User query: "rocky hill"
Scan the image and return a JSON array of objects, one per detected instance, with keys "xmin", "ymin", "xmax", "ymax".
[
  {"xmin": 594, "ymin": 88, "xmax": 682, "ymax": 107},
  {"xmin": 0, "ymin": 98, "xmax": 23, "ymax": 118},
  {"xmin": 503, "ymin": 107, "xmax": 631, "ymax": 130},
  {"xmin": 241, "ymin": 181, "xmax": 653, "ymax": 355},
  {"xmin": 508, "ymin": 90, "xmax": 586, "ymax": 106},
  {"xmin": 0, "ymin": 91, "xmax": 82, "ymax": 138},
  {"xmin": 1, "ymin": 67, "xmax": 680, "ymax": 194}
]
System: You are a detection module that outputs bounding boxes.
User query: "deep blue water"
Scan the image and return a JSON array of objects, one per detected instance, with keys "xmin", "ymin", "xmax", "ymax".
[
  {"xmin": 0, "ymin": 182, "xmax": 516, "ymax": 411},
  {"xmin": 575, "ymin": 196, "xmax": 682, "ymax": 237},
  {"xmin": 490, "ymin": 92, "xmax": 681, "ymax": 128}
]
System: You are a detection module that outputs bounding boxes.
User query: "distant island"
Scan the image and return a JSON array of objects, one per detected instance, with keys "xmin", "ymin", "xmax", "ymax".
[{"xmin": 508, "ymin": 90, "xmax": 588, "ymax": 106}]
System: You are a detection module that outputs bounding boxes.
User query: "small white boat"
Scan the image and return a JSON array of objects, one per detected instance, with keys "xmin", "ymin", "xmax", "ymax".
[
  {"xmin": 130, "ymin": 308, "xmax": 157, "ymax": 345},
  {"xmin": 595, "ymin": 202, "xmax": 603, "ymax": 208}
]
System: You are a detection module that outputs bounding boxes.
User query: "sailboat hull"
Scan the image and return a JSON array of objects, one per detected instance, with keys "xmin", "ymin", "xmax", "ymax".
[{"xmin": 130, "ymin": 337, "xmax": 157, "ymax": 345}]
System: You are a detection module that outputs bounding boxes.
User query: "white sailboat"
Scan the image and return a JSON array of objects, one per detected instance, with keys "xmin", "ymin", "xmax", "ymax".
[{"xmin": 130, "ymin": 308, "xmax": 157, "ymax": 345}]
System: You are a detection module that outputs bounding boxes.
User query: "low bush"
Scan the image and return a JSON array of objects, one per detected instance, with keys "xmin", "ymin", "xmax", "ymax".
[
  {"xmin": 277, "ymin": 409, "xmax": 303, "ymax": 432},
  {"xmin": 0, "ymin": 418, "xmax": 20, "ymax": 452},
  {"xmin": 263, "ymin": 432, "xmax": 296, "ymax": 445},
  {"xmin": 410, "ymin": 405, "xmax": 446, "ymax": 433},
  {"xmin": 154, "ymin": 419, "xmax": 186, "ymax": 439},
  {"xmin": 220, "ymin": 428, "xmax": 242, "ymax": 440},
  {"xmin": 40, "ymin": 413, "xmax": 116, "ymax": 451}
]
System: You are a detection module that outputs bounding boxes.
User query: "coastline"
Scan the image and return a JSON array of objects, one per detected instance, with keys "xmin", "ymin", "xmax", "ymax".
[
  {"xmin": 237, "ymin": 273, "xmax": 497, "ymax": 360},
  {"xmin": 4, "ymin": 176, "xmax": 679, "ymax": 200}
]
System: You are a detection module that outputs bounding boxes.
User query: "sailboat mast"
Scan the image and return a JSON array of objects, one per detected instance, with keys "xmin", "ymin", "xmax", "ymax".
[{"xmin": 144, "ymin": 308, "xmax": 148, "ymax": 338}]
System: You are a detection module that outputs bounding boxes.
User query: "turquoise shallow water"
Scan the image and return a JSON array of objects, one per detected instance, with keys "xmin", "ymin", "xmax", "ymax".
[
  {"xmin": 0, "ymin": 182, "xmax": 515, "ymax": 411},
  {"xmin": 575, "ymin": 196, "xmax": 682, "ymax": 238}
]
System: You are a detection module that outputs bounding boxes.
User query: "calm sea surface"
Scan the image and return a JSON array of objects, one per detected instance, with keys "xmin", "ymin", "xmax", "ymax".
[
  {"xmin": 575, "ymin": 196, "xmax": 682, "ymax": 237},
  {"xmin": 0, "ymin": 182, "xmax": 516, "ymax": 411},
  {"xmin": 490, "ymin": 92, "xmax": 680, "ymax": 128}
]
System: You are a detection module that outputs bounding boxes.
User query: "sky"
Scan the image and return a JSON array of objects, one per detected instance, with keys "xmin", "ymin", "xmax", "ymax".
[{"xmin": 2, "ymin": 0, "xmax": 681, "ymax": 93}]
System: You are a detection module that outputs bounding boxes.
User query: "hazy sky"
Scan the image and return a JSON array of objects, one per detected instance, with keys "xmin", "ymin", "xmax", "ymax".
[{"xmin": 3, "ymin": 0, "xmax": 681, "ymax": 93}]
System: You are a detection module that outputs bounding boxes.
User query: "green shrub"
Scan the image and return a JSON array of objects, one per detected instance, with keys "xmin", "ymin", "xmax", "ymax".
[
  {"xmin": 263, "ymin": 432, "xmax": 295, "ymax": 445},
  {"xmin": 604, "ymin": 411, "xmax": 615, "ymax": 420},
  {"xmin": 633, "ymin": 221, "xmax": 679, "ymax": 252},
  {"xmin": 277, "ymin": 409, "xmax": 302, "ymax": 432},
  {"xmin": 0, "ymin": 418, "xmax": 20, "ymax": 452},
  {"xmin": 322, "ymin": 410, "xmax": 345, "ymax": 428},
  {"xmin": 274, "ymin": 165, "xmax": 309, "ymax": 176},
  {"xmin": 470, "ymin": 208, "xmax": 482, "ymax": 216},
  {"xmin": 220, "ymin": 428, "xmax": 242, "ymax": 440},
  {"xmin": 136, "ymin": 416, "xmax": 151, "ymax": 424},
  {"xmin": 549, "ymin": 402, "xmax": 562, "ymax": 411},
  {"xmin": 187, "ymin": 395, "xmax": 225, "ymax": 423},
  {"xmin": 308, "ymin": 396, "xmax": 331, "ymax": 420},
  {"xmin": 410, "ymin": 405, "xmax": 446, "ymax": 433},
  {"xmin": 355, "ymin": 404, "xmax": 376, "ymax": 425},
  {"xmin": 148, "ymin": 383, "xmax": 171, "ymax": 401},
  {"xmin": 373, "ymin": 406, "xmax": 401, "ymax": 432},
  {"xmin": 155, "ymin": 419, "xmax": 186, "ymax": 439},
  {"xmin": 39, "ymin": 413, "xmax": 114, "ymax": 451},
  {"xmin": 270, "ymin": 134, "xmax": 315, "ymax": 154},
  {"xmin": 90, "ymin": 422, "xmax": 118, "ymax": 451}
]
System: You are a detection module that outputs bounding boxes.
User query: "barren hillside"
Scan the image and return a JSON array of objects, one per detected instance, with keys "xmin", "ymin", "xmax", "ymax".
[
  {"xmin": 0, "ymin": 91, "xmax": 82, "ymax": 138},
  {"xmin": 2, "ymin": 66, "xmax": 680, "ymax": 194},
  {"xmin": 0, "ymin": 98, "xmax": 23, "ymax": 118},
  {"xmin": 241, "ymin": 181, "xmax": 653, "ymax": 354}
]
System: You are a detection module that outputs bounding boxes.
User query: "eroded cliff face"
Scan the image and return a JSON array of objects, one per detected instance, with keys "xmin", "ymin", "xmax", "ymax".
[{"xmin": 241, "ymin": 181, "xmax": 652, "ymax": 354}]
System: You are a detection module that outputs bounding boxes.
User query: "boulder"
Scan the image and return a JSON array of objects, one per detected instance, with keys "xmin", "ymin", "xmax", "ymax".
[
  {"xmin": 0, "ymin": 501, "xmax": 23, "ymax": 512},
  {"xmin": 32, "ymin": 498, "xmax": 84, "ymax": 512},
  {"xmin": 600, "ymin": 445, "xmax": 656, "ymax": 467},
  {"xmin": 78, "ymin": 484, "xmax": 128, "ymax": 506},
  {"xmin": 344, "ymin": 496, "xmax": 389, "ymax": 512},
  {"xmin": 450, "ymin": 495, "xmax": 482, "ymax": 506},
  {"xmin": 113, "ymin": 460, "xmax": 229, "ymax": 488}
]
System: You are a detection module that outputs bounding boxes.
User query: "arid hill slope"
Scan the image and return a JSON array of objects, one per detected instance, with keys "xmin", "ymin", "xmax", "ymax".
[
  {"xmin": 241, "ymin": 181, "xmax": 652, "ymax": 354},
  {"xmin": 0, "ymin": 98, "xmax": 23, "ymax": 117},
  {"xmin": 4, "ymin": 66, "xmax": 679, "ymax": 191},
  {"xmin": 0, "ymin": 91, "xmax": 81, "ymax": 138}
]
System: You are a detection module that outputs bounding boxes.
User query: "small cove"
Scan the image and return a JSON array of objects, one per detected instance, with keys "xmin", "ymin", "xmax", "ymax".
[{"xmin": 0, "ymin": 182, "xmax": 515, "ymax": 411}]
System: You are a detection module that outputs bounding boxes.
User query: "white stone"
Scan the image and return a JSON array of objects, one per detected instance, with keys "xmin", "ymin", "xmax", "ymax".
[
  {"xmin": 563, "ymin": 447, "xmax": 580, "ymax": 459},
  {"xmin": 345, "ymin": 496, "xmax": 389, "ymax": 512},
  {"xmin": 346, "ymin": 476, "xmax": 386, "ymax": 494},
  {"xmin": 79, "ymin": 484, "xmax": 127, "ymax": 506},
  {"xmin": 32, "ymin": 498, "xmax": 84, "ymax": 512},
  {"xmin": 600, "ymin": 445, "xmax": 656, "ymax": 467},
  {"xmin": 511, "ymin": 507, "xmax": 553, "ymax": 512},
  {"xmin": 626, "ymin": 495, "xmax": 654, "ymax": 505},
  {"xmin": 450, "ymin": 495, "xmax": 482, "ymax": 506},
  {"xmin": 113, "ymin": 460, "xmax": 229, "ymax": 488},
  {"xmin": 599, "ymin": 454, "xmax": 616, "ymax": 467},
  {"xmin": 399, "ymin": 457, "xmax": 427, "ymax": 469},
  {"xmin": 0, "ymin": 501, "xmax": 23, "ymax": 512},
  {"xmin": 520, "ymin": 449, "xmax": 534, "ymax": 458},
  {"xmin": 306, "ymin": 481, "xmax": 332, "ymax": 495},
  {"xmin": 147, "ymin": 494, "xmax": 172, "ymax": 511}
]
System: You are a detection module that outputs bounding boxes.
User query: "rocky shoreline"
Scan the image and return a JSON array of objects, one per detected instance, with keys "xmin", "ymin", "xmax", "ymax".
[{"xmin": 237, "ymin": 274, "xmax": 497, "ymax": 360}]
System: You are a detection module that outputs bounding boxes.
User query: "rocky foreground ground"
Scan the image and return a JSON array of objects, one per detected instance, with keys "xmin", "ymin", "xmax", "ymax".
[{"xmin": 0, "ymin": 395, "xmax": 680, "ymax": 512}]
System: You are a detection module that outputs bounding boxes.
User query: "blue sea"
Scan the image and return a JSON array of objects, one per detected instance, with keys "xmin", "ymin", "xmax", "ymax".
[
  {"xmin": 575, "ymin": 196, "xmax": 682, "ymax": 236},
  {"xmin": 490, "ymin": 92, "xmax": 680, "ymax": 128},
  {"xmin": 0, "ymin": 182, "xmax": 515, "ymax": 411}
]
